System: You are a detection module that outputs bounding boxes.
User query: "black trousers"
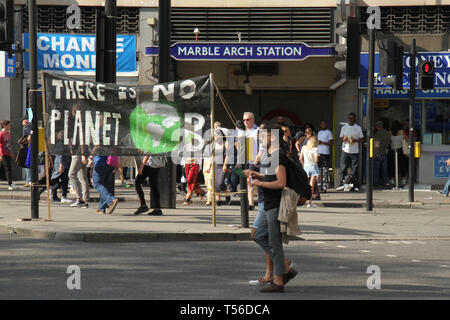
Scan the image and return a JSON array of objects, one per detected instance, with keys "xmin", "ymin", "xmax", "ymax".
[
  {"xmin": 1, "ymin": 155, "xmax": 12, "ymax": 186},
  {"xmin": 51, "ymin": 168, "xmax": 69, "ymax": 198},
  {"xmin": 135, "ymin": 166, "xmax": 160, "ymax": 208}
]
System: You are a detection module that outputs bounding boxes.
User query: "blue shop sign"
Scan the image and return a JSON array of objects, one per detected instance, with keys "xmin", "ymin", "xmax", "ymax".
[
  {"xmin": 360, "ymin": 52, "xmax": 450, "ymax": 91},
  {"xmin": 24, "ymin": 33, "xmax": 137, "ymax": 72},
  {"xmin": 145, "ymin": 42, "xmax": 336, "ymax": 61},
  {"xmin": 434, "ymin": 154, "xmax": 450, "ymax": 178}
]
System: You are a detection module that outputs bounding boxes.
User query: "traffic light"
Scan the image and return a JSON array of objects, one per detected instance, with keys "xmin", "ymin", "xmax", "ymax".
[
  {"xmin": 418, "ymin": 60, "xmax": 434, "ymax": 90},
  {"xmin": 334, "ymin": 16, "xmax": 361, "ymax": 79},
  {"xmin": 0, "ymin": 0, "xmax": 14, "ymax": 51},
  {"xmin": 380, "ymin": 39, "xmax": 404, "ymax": 90}
]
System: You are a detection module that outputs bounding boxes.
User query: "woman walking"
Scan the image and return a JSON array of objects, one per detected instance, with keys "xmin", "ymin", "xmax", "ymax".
[
  {"xmin": 134, "ymin": 155, "xmax": 164, "ymax": 216},
  {"xmin": 213, "ymin": 128, "xmax": 230, "ymax": 205},
  {"xmin": 183, "ymin": 157, "xmax": 203, "ymax": 205},
  {"xmin": 299, "ymin": 135, "xmax": 320, "ymax": 208},
  {"xmin": 0, "ymin": 120, "xmax": 17, "ymax": 190},
  {"xmin": 244, "ymin": 124, "xmax": 297, "ymax": 293}
]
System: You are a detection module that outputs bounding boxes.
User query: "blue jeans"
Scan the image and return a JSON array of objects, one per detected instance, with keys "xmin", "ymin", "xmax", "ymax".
[
  {"xmin": 374, "ymin": 154, "xmax": 388, "ymax": 185},
  {"xmin": 442, "ymin": 176, "xmax": 450, "ymax": 196},
  {"xmin": 252, "ymin": 202, "xmax": 265, "ymax": 229},
  {"xmin": 254, "ymin": 206, "xmax": 285, "ymax": 276},
  {"xmin": 25, "ymin": 168, "xmax": 31, "ymax": 183},
  {"xmin": 340, "ymin": 152, "xmax": 359, "ymax": 188},
  {"xmin": 93, "ymin": 164, "xmax": 115, "ymax": 211}
]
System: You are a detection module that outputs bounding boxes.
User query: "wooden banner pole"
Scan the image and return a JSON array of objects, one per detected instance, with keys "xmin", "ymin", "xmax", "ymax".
[
  {"xmin": 40, "ymin": 71, "xmax": 51, "ymax": 221},
  {"xmin": 210, "ymin": 73, "xmax": 216, "ymax": 227}
]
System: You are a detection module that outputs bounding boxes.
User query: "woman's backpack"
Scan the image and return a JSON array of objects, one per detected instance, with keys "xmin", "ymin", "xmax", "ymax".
[{"xmin": 285, "ymin": 156, "xmax": 312, "ymax": 201}]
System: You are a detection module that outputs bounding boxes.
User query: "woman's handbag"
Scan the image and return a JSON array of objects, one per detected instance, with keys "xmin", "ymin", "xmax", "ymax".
[
  {"xmin": 16, "ymin": 135, "xmax": 29, "ymax": 168},
  {"xmin": 107, "ymin": 155, "xmax": 119, "ymax": 167},
  {"xmin": 402, "ymin": 138, "xmax": 410, "ymax": 156},
  {"xmin": 15, "ymin": 145, "xmax": 28, "ymax": 168}
]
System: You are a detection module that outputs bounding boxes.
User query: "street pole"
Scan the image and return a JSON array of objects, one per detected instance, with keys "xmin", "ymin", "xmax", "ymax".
[
  {"xmin": 104, "ymin": 0, "xmax": 117, "ymax": 84},
  {"xmin": 409, "ymin": 39, "xmax": 416, "ymax": 202},
  {"xmin": 29, "ymin": 0, "xmax": 39, "ymax": 219},
  {"xmin": 238, "ymin": 131, "xmax": 249, "ymax": 228},
  {"xmin": 366, "ymin": 28, "xmax": 375, "ymax": 211},
  {"xmin": 240, "ymin": 173, "xmax": 249, "ymax": 228},
  {"xmin": 95, "ymin": 1, "xmax": 115, "ymax": 195},
  {"xmin": 158, "ymin": 0, "xmax": 176, "ymax": 209}
]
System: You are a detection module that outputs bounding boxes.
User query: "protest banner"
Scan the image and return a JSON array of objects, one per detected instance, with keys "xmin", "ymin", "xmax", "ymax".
[{"xmin": 42, "ymin": 72, "xmax": 212, "ymax": 159}]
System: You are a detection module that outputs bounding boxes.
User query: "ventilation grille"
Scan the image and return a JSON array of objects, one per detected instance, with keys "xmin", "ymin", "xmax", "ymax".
[
  {"xmin": 171, "ymin": 7, "xmax": 333, "ymax": 44},
  {"xmin": 23, "ymin": 6, "xmax": 139, "ymax": 35},
  {"xmin": 360, "ymin": 6, "xmax": 450, "ymax": 34}
]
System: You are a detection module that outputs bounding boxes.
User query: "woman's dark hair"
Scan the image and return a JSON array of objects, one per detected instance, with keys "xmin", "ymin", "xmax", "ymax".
[
  {"xmin": 391, "ymin": 120, "xmax": 403, "ymax": 135},
  {"xmin": 261, "ymin": 123, "xmax": 284, "ymax": 145},
  {"xmin": 303, "ymin": 122, "xmax": 316, "ymax": 133}
]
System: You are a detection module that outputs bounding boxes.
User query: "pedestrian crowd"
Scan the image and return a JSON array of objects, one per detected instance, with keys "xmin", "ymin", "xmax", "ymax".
[{"xmin": 1, "ymin": 113, "xmax": 446, "ymax": 214}]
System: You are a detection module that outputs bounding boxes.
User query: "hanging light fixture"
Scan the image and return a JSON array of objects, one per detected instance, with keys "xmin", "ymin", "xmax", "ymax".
[{"xmin": 193, "ymin": 28, "xmax": 200, "ymax": 41}]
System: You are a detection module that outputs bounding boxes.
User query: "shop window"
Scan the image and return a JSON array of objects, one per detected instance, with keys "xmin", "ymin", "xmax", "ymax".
[{"xmin": 421, "ymin": 100, "xmax": 450, "ymax": 145}]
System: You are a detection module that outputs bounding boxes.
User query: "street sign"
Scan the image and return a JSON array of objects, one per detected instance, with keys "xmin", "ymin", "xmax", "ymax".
[
  {"xmin": 0, "ymin": 48, "xmax": 15, "ymax": 77},
  {"xmin": 434, "ymin": 154, "xmax": 450, "ymax": 178},
  {"xmin": 145, "ymin": 42, "xmax": 336, "ymax": 61}
]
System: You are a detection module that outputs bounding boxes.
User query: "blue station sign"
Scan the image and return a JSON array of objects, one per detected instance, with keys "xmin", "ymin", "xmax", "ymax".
[{"xmin": 145, "ymin": 42, "xmax": 336, "ymax": 61}]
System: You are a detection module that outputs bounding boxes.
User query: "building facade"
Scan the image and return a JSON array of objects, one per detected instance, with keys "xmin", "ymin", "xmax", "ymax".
[{"xmin": 0, "ymin": 0, "xmax": 448, "ymax": 188}]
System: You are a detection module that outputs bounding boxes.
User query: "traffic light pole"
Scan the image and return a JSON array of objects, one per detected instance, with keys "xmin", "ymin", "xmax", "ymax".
[
  {"xmin": 366, "ymin": 28, "xmax": 375, "ymax": 211},
  {"xmin": 28, "ymin": 0, "xmax": 39, "ymax": 219},
  {"xmin": 408, "ymin": 39, "xmax": 416, "ymax": 202},
  {"xmin": 158, "ymin": 0, "xmax": 176, "ymax": 209}
]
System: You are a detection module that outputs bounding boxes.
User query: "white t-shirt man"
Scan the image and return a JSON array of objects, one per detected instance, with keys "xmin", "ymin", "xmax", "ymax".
[
  {"xmin": 317, "ymin": 129, "xmax": 333, "ymax": 155},
  {"xmin": 245, "ymin": 124, "xmax": 260, "ymax": 164},
  {"xmin": 340, "ymin": 123, "xmax": 364, "ymax": 154}
]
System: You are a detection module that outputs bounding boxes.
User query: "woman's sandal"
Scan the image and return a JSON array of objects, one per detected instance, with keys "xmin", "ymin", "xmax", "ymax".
[{"xmin": 258, "ymin": 276, "xmax": 274, "ymax": 284}]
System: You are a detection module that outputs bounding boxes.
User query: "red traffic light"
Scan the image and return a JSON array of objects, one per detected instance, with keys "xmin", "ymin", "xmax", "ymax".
[{"xmin": 420, "ymin": 61, "xmax": 434, "ymax": 74}]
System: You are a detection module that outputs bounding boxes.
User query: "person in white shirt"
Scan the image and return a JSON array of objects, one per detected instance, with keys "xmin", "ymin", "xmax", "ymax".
[
  {"xmin": 300, "ymin": 135, "xmax": 320, "ymax": 208},
  {"xmin": 243, "ymin": 112, "xmax": 260, "ymax": 210},
  {"xmin": 317, "ymin": 120, "xmax": 333, "ymax": 192},
  {"xmin": 339, "ymin": 112, "xmax": 364, "ymax": 191}
]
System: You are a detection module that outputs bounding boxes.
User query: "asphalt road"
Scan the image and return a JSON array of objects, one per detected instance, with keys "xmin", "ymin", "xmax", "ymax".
[{"xmin": 1, "ymin": 233, "xmax": 450, "ymax": 300}]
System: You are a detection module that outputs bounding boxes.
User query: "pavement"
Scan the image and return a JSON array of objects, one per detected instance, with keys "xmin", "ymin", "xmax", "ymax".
[{"xmin": 0, "ymin": 180, "xmax": 449, "ymax": 243}]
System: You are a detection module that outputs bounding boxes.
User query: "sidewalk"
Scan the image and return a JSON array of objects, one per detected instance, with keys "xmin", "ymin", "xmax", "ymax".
[
  {"xmin": 1, "ymin": 180, "xmax": 448, "ymax": 208},
  {"xmin": 0, "ymin": 181, "xmax": 449, "ymax": 243}
]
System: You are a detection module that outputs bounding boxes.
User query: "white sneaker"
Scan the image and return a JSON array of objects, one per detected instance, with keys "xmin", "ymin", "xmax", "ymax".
[
  {"xmin": 307, "ymin": 204, "xmax": 317, "ymax": 208},
  {"xmin": 61, "ymin": 197, "xmax": 73, "ymax": 203},
  {"xmin": 8, "ymin": 184, "xmax": 18, "ymax": 190}
]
